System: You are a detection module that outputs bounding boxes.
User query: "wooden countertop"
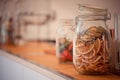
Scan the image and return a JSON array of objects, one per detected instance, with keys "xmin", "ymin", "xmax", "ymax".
[{"xmin": 0, "ymin": 42, "xmax": 120, "ymax": 80}]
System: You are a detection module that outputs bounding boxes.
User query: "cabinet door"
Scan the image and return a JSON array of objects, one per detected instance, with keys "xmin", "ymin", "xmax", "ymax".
[
  {"xmin": 0, "ymin": 51, "xmax": 69, "ymax": 80},
  {"xmin": 0, "ymin": 55, "xmax": 24, "ymax": 80},
  {"xmin": 23, "ymin": 66, "xmax": 52, "ymax": 80}
]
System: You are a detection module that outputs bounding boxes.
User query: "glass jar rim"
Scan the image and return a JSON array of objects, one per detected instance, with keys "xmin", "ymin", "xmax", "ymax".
[
  {"xmin": 77, "ymin": 4, "xmax": 108, "ymax": 15},
  {"xmin": 76, "ymin": 14, "xmax": 109, "ymax": 21}
]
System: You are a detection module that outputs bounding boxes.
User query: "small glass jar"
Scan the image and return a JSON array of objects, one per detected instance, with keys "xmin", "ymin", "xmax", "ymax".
[
  {"xmin": 56, "ymin": 19, "xmax": 74, "ymax": 63},
  {"xmin": 73, "ymin": 5, "xmax": 111, "ymax": 74}
]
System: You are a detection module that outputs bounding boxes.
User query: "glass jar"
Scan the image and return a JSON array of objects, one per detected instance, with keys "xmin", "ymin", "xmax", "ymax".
[
  {"xmin": 73, "ymin": 5, "xmax": 111, "ymax": 74},
  {"xmin": 112, "ymin": 14, "xmax": 120, "ymax": 75},
  {"xmin": 56, "ymin": 19, "xmax": 74, "ymax": 63}
]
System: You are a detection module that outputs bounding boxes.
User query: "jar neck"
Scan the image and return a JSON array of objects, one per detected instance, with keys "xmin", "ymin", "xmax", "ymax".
[
  {"xmin": 83, "ymin": 20, "xmax": 107, "ymax": 27},
  {"xmin": 76, "ymin": 20, "xmax": 109, "ymax": 34},
  {"xmin": 76, "ymin": 15, "xmax": 108, "ymax": 21}
]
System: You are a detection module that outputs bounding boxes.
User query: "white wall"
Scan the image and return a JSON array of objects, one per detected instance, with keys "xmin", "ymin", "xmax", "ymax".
[
  {"xmin": 50, "ymin": 0, "xmax": 120, "ymax": 38},
  {"xmin": 0, "ymin": 0, "xmax": 50, "ymax": 16},
  {"xmin": 0, "ymin": 0, "xmax": 52, "ymax": 41},
  {"xmin": 0, "ymin": 0, "xmax": 120, "ymax": 40}
]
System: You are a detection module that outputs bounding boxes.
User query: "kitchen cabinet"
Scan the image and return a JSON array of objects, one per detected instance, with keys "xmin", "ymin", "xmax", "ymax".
[
  {"xmin": 0, "ymin": 53, "xmax": 52, "ymax": 80},
  {"xmin": 23, "ymin": 65, "xmax": 51, "ymax": 80},
  {"xmin": 0, "ymin": 54, "xmax": 24, "ymax": 80},
  {"xmin": 0, "ymin": 50, "xmax": 70, "ymax": 80}
]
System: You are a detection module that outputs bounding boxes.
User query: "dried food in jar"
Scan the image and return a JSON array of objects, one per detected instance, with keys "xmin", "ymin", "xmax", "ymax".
[
  {"xmin": 74, "ymin": 26, "xmax": 109, "ymax": 74},
  {"xmin": 58, "ymin": 37, "xmax": 73, "ymax": 62}
]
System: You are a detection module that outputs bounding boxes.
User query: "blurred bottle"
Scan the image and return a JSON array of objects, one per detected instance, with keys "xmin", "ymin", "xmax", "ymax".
[
  {"xmin": 112, "ymin": 14, "xmax": 120, "ymax": 75},
  {"xmin": 56, "ymin": 19, "xmax": 74, "ymax": 63}
]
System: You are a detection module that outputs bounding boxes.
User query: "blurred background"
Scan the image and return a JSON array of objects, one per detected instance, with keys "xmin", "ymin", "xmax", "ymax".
[{"xmin": 0, "ymin": 0, "xmax": 120, "ymax": 45}]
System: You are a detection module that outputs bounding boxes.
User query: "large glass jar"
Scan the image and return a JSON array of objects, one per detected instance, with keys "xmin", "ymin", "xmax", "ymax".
[
  {"xmin": 56, "ymin": 19, "xmax": 74, "ymax": 63},
  {"xmin": 73, "ymin": 5, "xmax": 111, "ymax": 74}
]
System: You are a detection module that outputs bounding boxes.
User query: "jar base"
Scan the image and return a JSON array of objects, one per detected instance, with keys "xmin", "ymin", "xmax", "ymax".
[
  {"xmin": 73, "ymin": 65, "xmax": 109, "ymax": 75},
  {"xmin": 77, "ymin": 71, "xmax": 108, "ymax": 75}
]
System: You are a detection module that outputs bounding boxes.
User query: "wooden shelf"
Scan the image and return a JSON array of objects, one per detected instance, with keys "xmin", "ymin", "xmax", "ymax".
[{"xmin": 0, "ymin": 42, "xmax": 120, "ymax": 80}]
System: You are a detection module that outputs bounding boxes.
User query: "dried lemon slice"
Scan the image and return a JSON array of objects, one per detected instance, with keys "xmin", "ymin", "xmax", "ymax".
[
  {"xmin": 80, "ymin": 34, "xmax": 93, "ymax": 42},
  {"xmin": 86, "ymin": 26, "xmax": 102, "ymax": 38},
  {"xmin": 76, "ymin": 41, "xmax": 85, "ymax": 48},
  {"xmin": 76, "ymin": 42, "xmax": 94, "ymax": 55},
  {"xmin": 81, "ymin": 49, "xmax": 96, "ymax": 59},
  {"xmin": 86, "ymin": 26, "xmax": 98, "ymax": 33},
  {"xmin": 86, "ymin": 26, "xmax": 98, "ymax": 34},
  {"xmin": 86, "ymin": 31, "xmax": 101, "ymax": 38},
  {"xmin": 94, "ymin": 38, "xmax": 101, "ymax": 54},
  {"xmin": 97, "ymin": 26, "xmax": 107, "ymax": 34}
]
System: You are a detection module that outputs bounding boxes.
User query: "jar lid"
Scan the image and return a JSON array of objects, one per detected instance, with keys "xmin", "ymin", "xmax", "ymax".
[{"xmin": 77, "ymin": 4, "xmax": 111, "ymax": 21}]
